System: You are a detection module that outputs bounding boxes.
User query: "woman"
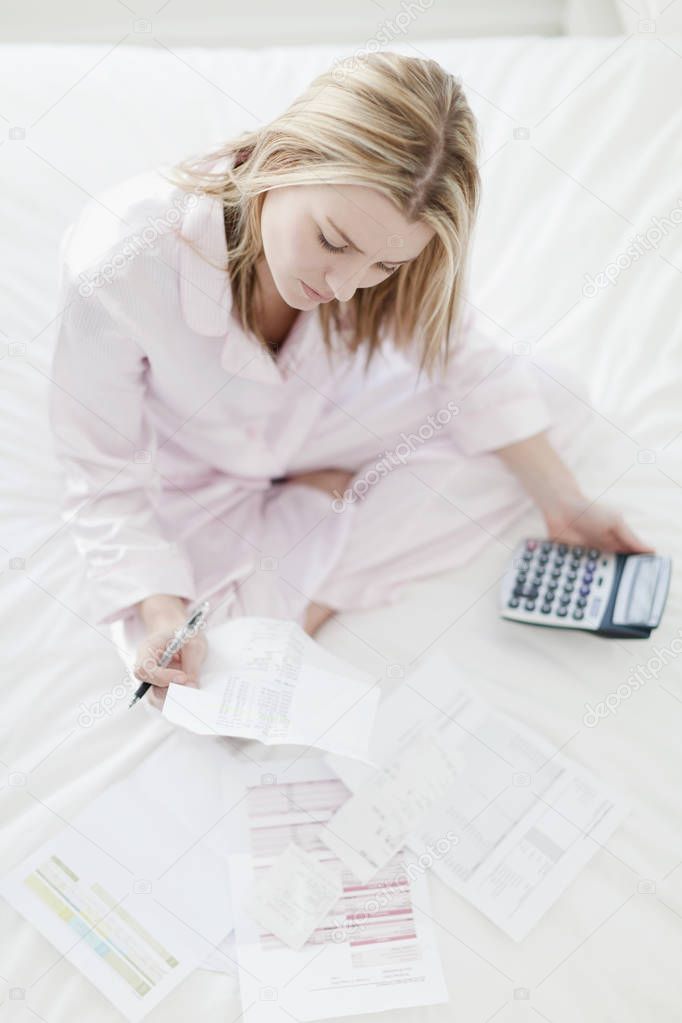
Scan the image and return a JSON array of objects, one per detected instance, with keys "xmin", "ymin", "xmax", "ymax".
[{"xmin": 49, "ymin": 52, "xmax": 651, "ymax": 710}]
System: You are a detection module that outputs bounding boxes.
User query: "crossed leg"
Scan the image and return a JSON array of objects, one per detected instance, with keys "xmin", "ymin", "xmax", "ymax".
[{"xmin": 277, "ymin": 467, "xmax": 353, "ymax": 636}]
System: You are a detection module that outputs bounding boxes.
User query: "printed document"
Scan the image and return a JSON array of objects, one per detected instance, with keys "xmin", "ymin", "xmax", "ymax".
[
  {"xmin": 327, "ymin": 651, "xmax": 629, "ymax": 941},
  {"xmin": 163, "ymin": 617, "xmax": 379, "ymax": 761},
  {"xmin": 0, "ymin": 732, "xmax": 238, "ymax": 1020},
  {"xmin": 224, "ymin": 757, "xmax": 448, "ymax": 1021}
]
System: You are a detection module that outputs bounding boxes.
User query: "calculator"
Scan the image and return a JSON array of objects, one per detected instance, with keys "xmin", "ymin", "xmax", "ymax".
[{"xmin": 500, "ymin": 539, "xmax": 672, "ymax": 638}]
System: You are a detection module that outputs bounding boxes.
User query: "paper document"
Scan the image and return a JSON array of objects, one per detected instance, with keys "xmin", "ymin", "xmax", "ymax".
[
  {"xmin": 0, "ymin": 731, "xmax": 239, "ymax": 1020},
  {"xmin": 224, "ymin": 757, "xmax": 448, "ymax": 1021},
  {"xmin": 327, "ymin": 651, "xmax": 630, "ymax": 941},
  {"xmin": 249, "ymin": 842, "xmax": 343, "ymax": 950},
  {"xmin": 163, "ymin": 617, "xmax": 379, "ymax": 761},
  {"xmin": 322, "ymin": 735, "xmax": 462, "ymax": 880}
]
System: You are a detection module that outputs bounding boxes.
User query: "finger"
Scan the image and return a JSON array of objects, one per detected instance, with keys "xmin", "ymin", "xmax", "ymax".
[
  {"xmin": 181, "ymin": 637, "xmax": 207, "ymax": 682},
  {"xmin": 148, "ymin": 685, "xmax": 166, "ymax": 710},
  {"xmin": 596, "ymin": 528, "xmax": 622, "ymax": 553},
  {"xmin": 616, "ymin": 520, "xmax": 655, "ymax": 553},
  {"xmin": 134, "ymin": 662, "xmax": 189, "ymax": 688}
]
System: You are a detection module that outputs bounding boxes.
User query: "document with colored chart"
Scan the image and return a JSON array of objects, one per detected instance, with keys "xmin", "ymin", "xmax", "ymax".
[{"xmin": 0, "ymin": 733, "xmax": 238, "ymax": 1021}]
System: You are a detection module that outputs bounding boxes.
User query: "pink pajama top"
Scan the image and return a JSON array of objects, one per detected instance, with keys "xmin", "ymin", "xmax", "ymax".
[{"xmin": 48, "ymin": 161, "xmax": 554, "ymax": 629}]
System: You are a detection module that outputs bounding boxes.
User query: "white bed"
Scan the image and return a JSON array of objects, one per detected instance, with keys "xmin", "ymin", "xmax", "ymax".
[{"xmin": 1, "ymin": 33, "xmax": 681, "ymax": 1022}]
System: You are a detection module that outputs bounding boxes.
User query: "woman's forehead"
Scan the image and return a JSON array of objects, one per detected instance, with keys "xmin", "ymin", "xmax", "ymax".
[{"xmin": 305, "ymin": 184, "xmax": 435, "ymax": 252}]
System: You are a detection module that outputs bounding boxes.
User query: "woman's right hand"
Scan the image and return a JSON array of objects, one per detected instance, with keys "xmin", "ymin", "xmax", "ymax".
[{"xmin": 133, "ymin": 595, "xmax": 208, "ymax": 710}]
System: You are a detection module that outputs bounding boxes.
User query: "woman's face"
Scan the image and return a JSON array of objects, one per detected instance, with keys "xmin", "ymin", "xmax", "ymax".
[{"xmin": 259, "ymin": 183, "xmax": 435, "ymax": 308}]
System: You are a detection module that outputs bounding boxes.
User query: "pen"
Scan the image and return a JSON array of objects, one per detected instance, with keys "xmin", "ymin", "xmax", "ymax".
[{"xmin": 128, "ymin": 600, "xmax": 210, "ymax": 708}]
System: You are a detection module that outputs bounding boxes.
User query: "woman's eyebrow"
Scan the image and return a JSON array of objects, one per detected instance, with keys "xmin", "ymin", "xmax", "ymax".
[{"xmin": 325, "ymin": 216, "xmax": 414, "ymax": 264}]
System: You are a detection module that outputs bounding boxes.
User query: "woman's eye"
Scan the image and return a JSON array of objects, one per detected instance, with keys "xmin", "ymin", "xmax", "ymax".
[
  {"xmin": 317, "ymin": 231, "xmax": 398, "ymax": 275},
  {"xmin": 318, "ymin": 231, "xmax": 345, "ymax": 253}
]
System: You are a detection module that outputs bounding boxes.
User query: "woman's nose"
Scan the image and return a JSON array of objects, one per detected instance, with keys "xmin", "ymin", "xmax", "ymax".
[{"xmin": 326, "ymin": 260, "xmax": 365, "ymax": 303}]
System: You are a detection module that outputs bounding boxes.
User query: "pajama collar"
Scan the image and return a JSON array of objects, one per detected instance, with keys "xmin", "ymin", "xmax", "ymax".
[{"xmin": 178, "ymin": 185, "xmax": 319, "ymax": 386}]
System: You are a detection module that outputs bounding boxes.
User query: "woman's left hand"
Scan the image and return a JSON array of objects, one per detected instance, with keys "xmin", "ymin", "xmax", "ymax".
[{"xmin": 541, "ymin": 493, "xmax": 655, "ymax": 554}]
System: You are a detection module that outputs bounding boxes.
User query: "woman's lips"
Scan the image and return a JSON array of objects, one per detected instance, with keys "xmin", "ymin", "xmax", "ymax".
[{"xmin": 301, "ymin": 279, "xmax": 333, "ymax": 302}]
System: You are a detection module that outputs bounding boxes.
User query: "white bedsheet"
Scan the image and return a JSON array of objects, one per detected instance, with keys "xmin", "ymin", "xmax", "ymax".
[{"xmin": 1, "ymin": 33, "xmax": 681, "ymax": 1022}]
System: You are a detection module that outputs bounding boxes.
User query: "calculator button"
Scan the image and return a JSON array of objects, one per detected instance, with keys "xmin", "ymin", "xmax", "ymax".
[
  {"xmin": 526, "ymin": 540, "xmax": 538, "ymax": 551},
  {"xmin": 557, "ymin": 606, "xmax": 568, "ymax": 617},
  {"xmin": 571, "ymin": 546, "xmax": 584, "ymax": 556},
  {"xmin": 576, "ymin": 597, "xmax": 587, "ymax": 608},
  {"xmin": 586, "ymin": 559, "xmax": 597, "ymax": 571},
  {"xmin": 541, "ymin": 542, "xmax": 552, "ymax": 553},
  {"xmin": 541, "ymin": 604, "xmax": 553, "ymax": 614},
  {"xmin": 573, "ymin": 609, "xmax": 585, "ymax": 620},
  {"xmin": 558, "ymin": 544, "xmax": 568, "ymax": 555},
  {"xmin": 579, "ymin": 585, "xmax": 590, "ymax": 597},
  {"xmin": 508, "ymin": 597, "xmax": 520, "ymax": 608},
  {"xmin": 559, "ymin": 595, "xmax": 571, "ymax": 605},
  {"xmin": 567, "ymin": 571, "xmax": 577, "ymax": 583},
  {"xmin": 551, "ymin": 569, "xmax": 561, "ymax": 580},
  {"xmin": 524, "ymin": 600, "xmax": 536, "ymax": 611},
  {"xmin": 563, "ymin": 583, "xmax": 574, "ymax": 594},
  {"xmin": 588, "ymin": 548, "xmax": 600, "ymax": 559},
  {"xmin": 554, "ymin": 556, "xmax": 565, "ymax": 567}
]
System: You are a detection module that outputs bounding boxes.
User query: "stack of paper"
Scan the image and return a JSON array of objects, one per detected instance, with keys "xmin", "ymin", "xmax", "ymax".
[
  {"xmin": 222, "ymin": 757, "xmax": 449, "ymax": 1022},
  {"xmin": 326, "ymin": 650, "xmax": 630, "ymax": 941},
  {"xmin": 0, "ymin": 634, "xmax": 631, "ymax": 1022}
]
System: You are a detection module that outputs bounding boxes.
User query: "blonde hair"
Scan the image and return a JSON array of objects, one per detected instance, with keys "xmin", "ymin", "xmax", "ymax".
[{"xmin": 162, "ymin": 51, "xmax": 480, "ymax": 377}]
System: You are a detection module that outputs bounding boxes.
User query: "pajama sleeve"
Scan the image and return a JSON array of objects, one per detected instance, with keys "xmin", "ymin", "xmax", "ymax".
[
  {"xmin": 435, "ymin": 300, "xmax": 553, "ymax": 456},
  {"xmin": 48, "ymin": 236, "xmax": 197, "ymax": 628}
]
